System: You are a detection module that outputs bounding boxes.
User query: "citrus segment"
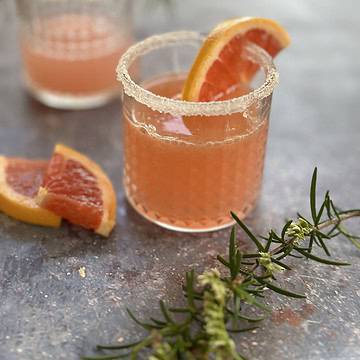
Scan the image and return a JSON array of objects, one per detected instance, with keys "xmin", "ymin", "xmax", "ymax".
[
  {"xmin": 0, "ymin": 156, "xmax": 61, "ymax": 227},
  {"xmin": 182, "ymin": 17, "xmax": 291, "ymax": 101},
  {"xmin": 37, "ymin": 144, "xmax": 116, "ymax": 236}
]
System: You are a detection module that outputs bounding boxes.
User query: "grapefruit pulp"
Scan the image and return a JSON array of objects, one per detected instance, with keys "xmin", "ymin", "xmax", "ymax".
[
  {"xmin": 37, "ymin": 144, "xmax": 116, "ymax": 236},
  {"xmin": 0, "ymin": 156, "xmax": 61, "ymax": 227},
  {"xmin": 182, "ymin": 17, "xmax": 291, "ymax": 102}
]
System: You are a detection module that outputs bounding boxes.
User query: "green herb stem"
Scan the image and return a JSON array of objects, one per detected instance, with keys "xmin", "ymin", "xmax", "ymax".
[{"xmin": 83, "ymin": 168, "xmax": 360, "ymax": 360}]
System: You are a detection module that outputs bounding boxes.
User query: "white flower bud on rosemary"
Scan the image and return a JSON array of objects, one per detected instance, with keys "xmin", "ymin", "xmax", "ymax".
[
  {"xmin": 285, "ymin": 218, "xmax": 313, "ymax": 244},
  {"xmin": 149, "ymin": 340, "xmax": 175, "ymax": 360},
  {"xmin": 259, "ymin": 252, "xmax": 285, "ymax": 273}
]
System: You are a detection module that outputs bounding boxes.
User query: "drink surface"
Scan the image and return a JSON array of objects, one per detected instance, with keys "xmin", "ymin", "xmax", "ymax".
[
  {"xmin": 21, "ymin": 14, "xmax": 131, "ymax": 95},
  {"xmin": 123, "ymin": 73, "xmax": 270, "ymax": 231}
]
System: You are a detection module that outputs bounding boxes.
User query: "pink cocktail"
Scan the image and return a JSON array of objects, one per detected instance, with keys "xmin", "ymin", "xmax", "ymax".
[
  {"xmin": 118, "ymin": 32, "xmax": 278, "ymax": 232},
  {"xmin": 16, "ymin": 0, "xmax": 133, "ymax": 109}
]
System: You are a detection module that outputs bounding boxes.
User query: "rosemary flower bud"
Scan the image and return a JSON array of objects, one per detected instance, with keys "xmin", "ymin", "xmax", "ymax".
[
  {"xmin": 149, "ymin": 341, "xmax": 175, "ymax": 360},
  {"xmin": 259, "ymin": 252, "xmax": 285, "ymax": 274},
  {"xmin": 285, "ymin": 218, "xmax": 313, "ymax": 243},
  {"xmin": 198, "ymin": 269, "xmax": 240, "ymax": 360}
]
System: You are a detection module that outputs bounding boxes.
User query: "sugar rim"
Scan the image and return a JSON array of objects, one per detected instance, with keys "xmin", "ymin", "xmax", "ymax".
[{"xmin": 116, "ymin": 31, "xmax": 279, "ymax": 116}]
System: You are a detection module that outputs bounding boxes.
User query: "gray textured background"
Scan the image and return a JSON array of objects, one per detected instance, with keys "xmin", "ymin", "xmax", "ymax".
[{"xmin": 0, "ymin": 1, "xmax": 360, "ymax": 359}]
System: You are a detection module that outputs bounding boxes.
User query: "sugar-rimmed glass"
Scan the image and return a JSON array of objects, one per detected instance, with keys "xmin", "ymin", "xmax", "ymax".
[{"xmin": 117, "ymin": 31, "xmax": 278, "ymax": 232}]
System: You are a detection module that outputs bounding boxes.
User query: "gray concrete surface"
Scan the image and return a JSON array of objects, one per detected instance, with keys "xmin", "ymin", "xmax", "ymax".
[{"xmin": 0, "ymin": 1, "xmax": 360, "ymax": 359}]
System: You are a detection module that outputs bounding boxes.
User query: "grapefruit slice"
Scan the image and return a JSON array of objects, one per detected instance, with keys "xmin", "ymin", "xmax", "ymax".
[
  {"xmin": 182, "ymin": 17, "xmax": 291, "ymax": 101},
  {"xmin": 0, "ymin": 156, "xmax": 61, "ymax": 227},
  {"xmin": 37, "ymin": 144, "xmax": 116, "ymax": 237}
]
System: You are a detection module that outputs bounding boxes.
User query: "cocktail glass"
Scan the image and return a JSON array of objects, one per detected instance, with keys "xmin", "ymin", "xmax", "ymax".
[
  {"xmin": 117, "ymin": 31, "xmax": 278, "ymax": 232},
  {"xmin": 16, "ymin": 0, "xmax": 133, "ymax": 110}
]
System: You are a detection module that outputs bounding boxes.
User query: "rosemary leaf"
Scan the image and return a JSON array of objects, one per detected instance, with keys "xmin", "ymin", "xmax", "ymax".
[
  {"xmin": 231, "ymin": 212, "xmax": 265, "ymax": 251},
  {"xmin": 295, "ymin": 248, "xmax": 350, "ymax": 266},
  {"xmin": 310, "ymin": 167, "xmax": 318, "ymax": 223},
  {"xmin": 257, "ymin": 279, "xmax": 306, "ymax": 299},
  {"xmin": 97, "ymin": 342, "xmax": 141, "ymax": 350}
]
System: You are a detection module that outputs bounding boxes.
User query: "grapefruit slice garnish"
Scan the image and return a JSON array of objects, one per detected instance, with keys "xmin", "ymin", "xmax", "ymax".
[
  {"xmin": 0, "ymin": 156, "xmax": 61, "ymax": 227},
  {"xmin": 182, "ymin": 17, "xmax": 291, "ymax": 101},
  {"xmin": 37, "ymin": 144, "xmax": 116, "ymax": 237}
]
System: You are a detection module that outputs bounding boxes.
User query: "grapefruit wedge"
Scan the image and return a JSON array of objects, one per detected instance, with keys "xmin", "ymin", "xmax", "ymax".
[
  {"xmin": 37, "ymin": 144, "xmax": 116, "ymax": 237},
  {"xmin": 182, "ymin": 17, "xmax": 291, "ymax": 101},
  {"xmin": 0, "ymin": 156, "xmax": 61, "ymax": 227}
]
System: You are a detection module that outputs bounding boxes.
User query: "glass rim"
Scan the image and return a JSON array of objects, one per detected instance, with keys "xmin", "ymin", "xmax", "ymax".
[{"xmin": 116, "ymin": 31, "xmax": 278, "ymax": 116}]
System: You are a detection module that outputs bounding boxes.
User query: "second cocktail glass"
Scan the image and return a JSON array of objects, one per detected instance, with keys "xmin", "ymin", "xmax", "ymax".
[
  {"xmin": 117, "ymin": 31, "xmax": 278, "ymax": 232},
  {"xmin": 16, "ymin": 0, "xmax": 133, "ymax": 110}
]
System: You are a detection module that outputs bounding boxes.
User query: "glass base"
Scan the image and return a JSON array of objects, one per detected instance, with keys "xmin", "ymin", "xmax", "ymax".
[
  {"xmin": 25, "ymin": 79, "xmax": 120, "ymax": 110},
  {"xmin": 124, "ymin": 190, "xmax": 256, "ymax": 233}
]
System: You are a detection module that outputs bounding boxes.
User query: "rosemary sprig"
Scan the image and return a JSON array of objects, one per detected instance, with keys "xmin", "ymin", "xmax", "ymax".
[{"xmin": 82, "ymin": 168, "xmax": 360, "ymax": 360}]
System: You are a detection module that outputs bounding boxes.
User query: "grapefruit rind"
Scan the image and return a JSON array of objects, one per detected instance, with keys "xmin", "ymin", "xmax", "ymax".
[
  {"xmin": 0, "ymin": 156, "xmax": 61, "ymax": 227},
  {"xmin": 37, "ymin": 144, "xmax": 117, "ymax": 237},
  {"xmin": 182, "ymin": 17, "xmax": 291, "ymax": 101}
]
